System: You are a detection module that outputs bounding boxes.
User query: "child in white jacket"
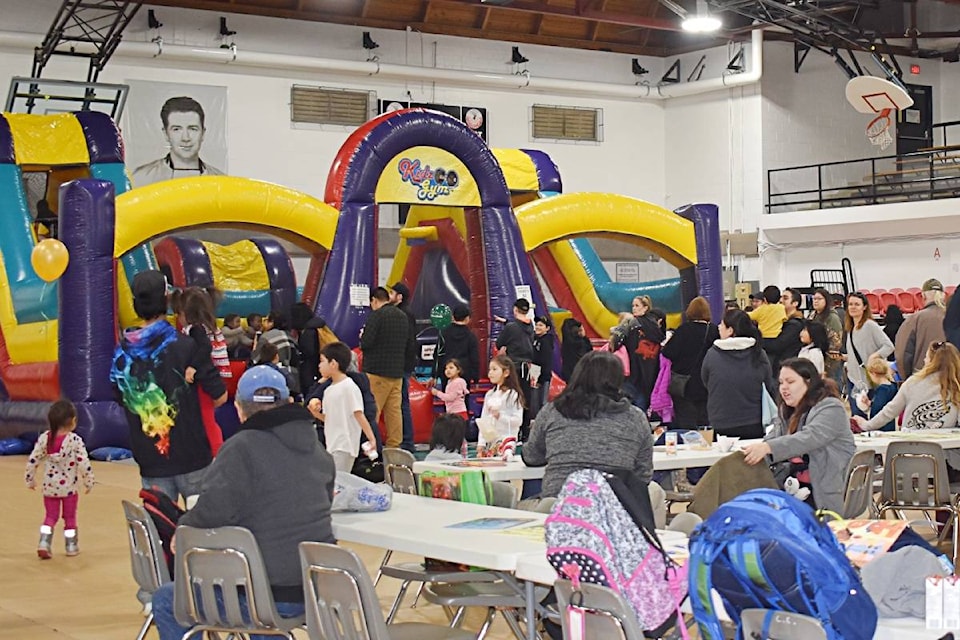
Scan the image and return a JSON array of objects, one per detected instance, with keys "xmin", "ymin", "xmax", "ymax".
[
  {"xmin": 24, "ymin": 400, "xmax": 95, "ymax": 559},
  {"xmin": 477, "ymin": 355, "xmax": 525, "ymax": 460}
]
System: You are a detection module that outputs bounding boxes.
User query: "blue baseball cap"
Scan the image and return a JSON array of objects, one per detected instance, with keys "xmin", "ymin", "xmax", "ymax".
[{"xmin": 236, "ymin": 365, "xmax": 290, "ymax": 403}]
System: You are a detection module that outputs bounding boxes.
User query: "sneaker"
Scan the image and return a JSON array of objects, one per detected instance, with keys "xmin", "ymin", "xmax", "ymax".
[
  {"xmin": 37, "ymin": 532, "xmax": 53, "ymax": 559},
  {"xmin": 65, "ymin": 532, "xmax": 79, "ymax": 557}
]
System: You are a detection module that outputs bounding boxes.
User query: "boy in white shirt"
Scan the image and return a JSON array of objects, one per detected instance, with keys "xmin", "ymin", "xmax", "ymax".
[{"xmin": 307, "ymin": 342, "xmax": 379, "ymax": 472}]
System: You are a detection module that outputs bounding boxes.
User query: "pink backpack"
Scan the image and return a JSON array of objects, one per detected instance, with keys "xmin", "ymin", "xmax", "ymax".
[
  {"xmin": 599, "ymin": 343, "xmax": 630, "ymax": 376},
  {"xmin": 545, "ymin": 469, "xmax": 688, "ymax": 637}
]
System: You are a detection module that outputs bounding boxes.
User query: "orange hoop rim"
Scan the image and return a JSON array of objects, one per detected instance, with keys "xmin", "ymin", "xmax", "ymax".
[{"xmin": 866, "ymin": 107, "xmax": 892, "ymax": 137}]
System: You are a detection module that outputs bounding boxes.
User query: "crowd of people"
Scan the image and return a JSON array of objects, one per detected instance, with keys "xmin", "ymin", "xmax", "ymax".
[
  {"xmin": 521, "ymin": 278, "xmax": 960, "ymax": 517},
  {"xmin": 25, "ymin": 268, "xmax": 960, "ymax": 639}
]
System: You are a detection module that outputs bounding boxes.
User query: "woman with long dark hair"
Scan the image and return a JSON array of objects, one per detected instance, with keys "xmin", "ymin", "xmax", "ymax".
[
  {"xmin": 560, "ymin": 318, "xmax": 593, "ymax": 382},
  {"xmin": 701, "ymin": 309, "xmax": 775, "ymax": 439},
  {"xmin": 798, "ymin": 319, "xmax": 829, "ymax": 375},
  {"xmin": 809, "ymin": 287, "xmax": 844, "ymax": 381},
  {"xmin": 522, "ymin": 351, "xmax": 654, "ymax": 498},
  {"xmin": 743, "ymin": 358, "xmax": 854, "ymax": 513},
  {"xmin": 662, "ymin": 296, "xmax": 718, "ymax": 429},
  {"xmin": 882, "ymin": 304, "xmax": 905, "ymax": 346}
]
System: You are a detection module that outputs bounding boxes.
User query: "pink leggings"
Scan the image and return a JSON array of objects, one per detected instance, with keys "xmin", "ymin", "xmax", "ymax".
[{"xmin": 43, "ymin": 494, "xmax": 79, "ymax": 530}]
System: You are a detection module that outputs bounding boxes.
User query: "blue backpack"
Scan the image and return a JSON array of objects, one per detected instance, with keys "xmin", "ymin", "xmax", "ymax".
[{"xmin": 688, "ymin": 488, "xmax": 877, "ymax": 640}]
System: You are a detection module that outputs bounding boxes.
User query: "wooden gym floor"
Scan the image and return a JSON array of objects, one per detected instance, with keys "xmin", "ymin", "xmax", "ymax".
[{"xmin": 0, "ymin": 456, "xmax": 517, "ymax": 640}]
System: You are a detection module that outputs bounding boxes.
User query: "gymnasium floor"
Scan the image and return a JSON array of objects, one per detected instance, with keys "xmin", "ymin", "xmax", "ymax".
[{"xmin": 0, "ymin": 456, "xmax": 515, "ymax": 640}]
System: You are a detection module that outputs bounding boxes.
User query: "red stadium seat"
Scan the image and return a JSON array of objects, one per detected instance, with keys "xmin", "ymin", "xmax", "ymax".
[
  {"xmin": 864, "ymin": 292, "xmax": 882, "ymax": 317},
  {"xmin": 876, "ymin": 289, "xmax": 897, "ymax": 314},
  {"xmin": 897, "ymin": 290, "xmax": 916, "ymax": 314}
]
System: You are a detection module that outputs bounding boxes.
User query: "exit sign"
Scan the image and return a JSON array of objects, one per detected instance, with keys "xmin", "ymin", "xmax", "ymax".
[{"xmin": 910, "ymin": 64, "xmax": 921, "ymax": 74}]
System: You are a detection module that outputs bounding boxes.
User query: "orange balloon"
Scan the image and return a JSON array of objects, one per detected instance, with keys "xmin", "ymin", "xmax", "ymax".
[{"xmin": 31, "ymin": 239, "xmax": 69, "ymax": 282}]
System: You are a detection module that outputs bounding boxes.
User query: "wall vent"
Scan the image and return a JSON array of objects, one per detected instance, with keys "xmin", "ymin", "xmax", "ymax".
[
  {"xmin": 531, "ymin": 104, "xmax": 602, "ymax": 142},
  {"xmin": 290, "ymin": 85, "xmax": 373, "ymax": 126}
]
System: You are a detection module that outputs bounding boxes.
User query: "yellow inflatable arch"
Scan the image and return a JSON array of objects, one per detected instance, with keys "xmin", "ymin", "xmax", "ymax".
[
  {"xmin": 114, "ymin": 177, "xmax": 340, "ymax": 328},
  {"xmin": 515, "ymin": 192, "xmax": 697, "ymax": 335}
]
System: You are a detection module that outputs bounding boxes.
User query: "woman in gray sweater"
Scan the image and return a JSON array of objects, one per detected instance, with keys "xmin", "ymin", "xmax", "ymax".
[
  {"xmin": 522, "ymin": 351, "xmax": 654, "ymax": 498},
  {"xmin": 844, "ymin": 292, "xmax": 894, "ymax": 413},
  {"xmin": 743, "ymin": 358, "xmax": 854, "ymax": 513}
]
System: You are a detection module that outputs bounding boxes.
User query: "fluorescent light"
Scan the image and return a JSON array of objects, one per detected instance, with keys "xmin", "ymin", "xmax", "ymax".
[
  {"xmin": 682, "ymin": 14, "xmax": 722, "ymax": 32},
  {"xmin": 682, "ymin": 0, "xmax": 722, "ymax": 33}
]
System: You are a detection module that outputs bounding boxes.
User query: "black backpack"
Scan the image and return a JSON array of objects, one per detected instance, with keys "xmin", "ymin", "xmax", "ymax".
[{"xmin": 139, "ymin": 487, "xmax": 184, "ymax": 574}]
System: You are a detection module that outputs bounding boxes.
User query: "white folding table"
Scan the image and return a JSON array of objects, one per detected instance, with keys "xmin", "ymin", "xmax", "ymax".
[
  {"xmin": 331, "ymin": 493, "xmax": 546, "ymax": 571},
  {"xmin": 411, "ymin": 429, "xmax": 960, "ymax": 483},
  {"xmin": 855, "ymin": 429, "xmax": 960, "ymax": 455},
  {"xmin": 412, "ymin": 444, "xmax": 740, "ymax": 481}
]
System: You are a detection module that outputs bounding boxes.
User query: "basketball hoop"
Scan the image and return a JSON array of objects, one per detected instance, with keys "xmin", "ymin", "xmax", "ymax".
[
  {"xmin": 845, "ymin": 76, "xmax": 913, "ymax": 152},
  {"xmin": 866, "ymin": 108, "xmax": 893, "ymax": 150}
]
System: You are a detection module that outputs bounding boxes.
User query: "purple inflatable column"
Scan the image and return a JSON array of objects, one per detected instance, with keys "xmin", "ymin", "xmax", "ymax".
[
  {"xmin": 674, "ymin": 203, "xmax": 724, "ymax": 325},
  {"xmin": 58, "ymin": 179, "xmax": 130, "ymax": 449}
]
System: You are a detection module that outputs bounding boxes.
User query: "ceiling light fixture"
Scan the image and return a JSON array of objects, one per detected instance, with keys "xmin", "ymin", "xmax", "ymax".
[{"xmin": 682, "ymin": 0, "xmax": 722, "ymax": 33}]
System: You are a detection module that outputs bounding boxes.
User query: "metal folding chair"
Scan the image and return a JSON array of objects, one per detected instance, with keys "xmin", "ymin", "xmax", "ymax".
[
  {"xmin": 554, "ymin": 579, "xmax": 646, "ymax": 640},
  {"xmin": 374, "ymin": 448, "xmax": 418, "ymax": 588},
  {"xmin": 841, "ymin": 448, "xmax": 876, "ymax": 519},
  {"xmin": 382, "ymin": 447, "xmax": 417, "ymax": 490},
  {"xmin": 173, "ymin": 525, "xmax": 305, "ymax": 639},
  {"xmin": 488, "ymin": 480, "xmax": 518, "ymax": 509},
  {"xmin": 121, "ymin": 500, "xmax": 171, "ymax": 640},
  {"xmin": 299, "ymin": 541, "xmax": 474, "ymax": 640},
  {"xmin": 876, "ymin": 440, "xmax": 960, "ymax": 565},
  {"xmin": 740, "ymin": 608, "xmax": 828, "ymax": 640}
]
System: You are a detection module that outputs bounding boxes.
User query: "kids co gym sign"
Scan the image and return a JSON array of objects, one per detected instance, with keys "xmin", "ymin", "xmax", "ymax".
[{"xmin": 376, "ymin": 146, "xmax": 480, "ymax": 207}]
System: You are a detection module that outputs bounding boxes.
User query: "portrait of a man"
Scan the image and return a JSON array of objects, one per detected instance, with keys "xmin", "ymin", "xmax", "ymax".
[
  {"xmin": 125, "ymin": 81, "xmax": 228, "ymax": 189},
  {"xmin": 132, "ymin": 96, "xmax": 224, "ymax": 187}
]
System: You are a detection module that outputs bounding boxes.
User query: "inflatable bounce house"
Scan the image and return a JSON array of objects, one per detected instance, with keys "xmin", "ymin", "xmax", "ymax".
[{"xmin": 0, "ymin": 108, "xmax": 721, "ymax": 448}]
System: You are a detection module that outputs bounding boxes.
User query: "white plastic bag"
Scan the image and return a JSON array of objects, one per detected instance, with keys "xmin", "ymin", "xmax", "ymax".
[{"xmin": 332, "ymin": 470, "xmax": 393, "ymax": 512}]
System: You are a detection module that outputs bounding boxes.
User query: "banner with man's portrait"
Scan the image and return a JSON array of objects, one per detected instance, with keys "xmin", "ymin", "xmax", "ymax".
[{"xmin": 124, "ymin": 80, "xmax": 228, "ymax": 188}]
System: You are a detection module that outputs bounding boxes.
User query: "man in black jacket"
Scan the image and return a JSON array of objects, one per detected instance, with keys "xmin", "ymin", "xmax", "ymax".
[
  {"xmin": 151, "ymin": 365, "xmax": 336, "ymax": 640},
  {"xmin": 496, "ymin": 298, "xmax": 535, "ymax": 439},
  {"xmin": 438, "ymin": 303, "xmax": 481, "ymax": 385},
  {"xmin": 110, "ymin": 270, "xmax": 227, "ymax": 504},
  {"xmin": 360, "ymin": 287, "xmax": 409, "ymax": 448},
  {"xmin": 764, "ymin": 287, "xmax": 805, "ymax": 373},
  {"xmin": 389, "ymin": 282, "xmax": 419, "ymax": 452}
]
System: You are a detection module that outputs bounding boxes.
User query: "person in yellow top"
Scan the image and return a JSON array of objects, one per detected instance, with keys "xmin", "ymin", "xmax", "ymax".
[{"xmin": 747, "ymin": 286, "xmax": 787, "ymax": 339}]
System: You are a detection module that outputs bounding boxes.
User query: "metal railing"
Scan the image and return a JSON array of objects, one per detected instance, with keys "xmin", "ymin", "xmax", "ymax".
[
  {"xmin": 934, "ymin": 120, "xmax": 960, "ymax": 148},
  {"xmin": 767, "ymin": 146, "xmax": 960, "ymax": 214}
]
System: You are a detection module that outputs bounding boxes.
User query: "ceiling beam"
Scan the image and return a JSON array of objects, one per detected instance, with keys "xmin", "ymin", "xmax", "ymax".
[
  {"xmin": 145, "ymin": 0, "xmax": 667, "ymax": 55},
  {"xmin": 641, "ymin": 0, "xmax": 659, "ymax": 48},
  {"xmin": 477, "ymin": 6, "xmax": 491, "ymax": 30},
  {"xmin": 436, "ymin": 0, "xmax": 683, "ymax": 32},
  {"xmin": 587, "ymin": 0, "xmax": 607, "ymax": 41}
]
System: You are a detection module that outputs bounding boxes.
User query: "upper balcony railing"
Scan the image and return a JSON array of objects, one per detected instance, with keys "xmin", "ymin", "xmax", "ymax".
[{"xmin": 767, "ymin": 121, "xmax": 960, "ymax": 214}]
